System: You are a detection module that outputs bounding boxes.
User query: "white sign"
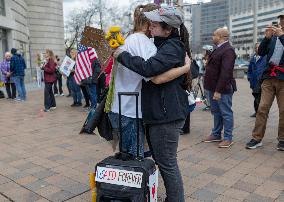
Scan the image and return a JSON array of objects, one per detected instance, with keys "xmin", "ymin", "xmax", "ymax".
[
  {"xmin": 59, "ymin": 56, "xmax": 75, "ymax": 77},
  {"xmin": 149, "ymin": 169, "xmax": 158, "ymax": 202},
  {"xmin": 96, "ymin": 166, "xmax": 143, "ymax": 188}
]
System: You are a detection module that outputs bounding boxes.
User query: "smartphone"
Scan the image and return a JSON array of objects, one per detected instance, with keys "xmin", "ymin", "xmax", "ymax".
[{"xmin": 272, "ymin": 21, "xmax": 279, "ymax": 27}]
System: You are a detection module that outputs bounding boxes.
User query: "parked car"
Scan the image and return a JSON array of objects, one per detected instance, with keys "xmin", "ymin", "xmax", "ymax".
[{"xmin": 235, "ymin": 58, "xmax": 249, "ymax": 73}]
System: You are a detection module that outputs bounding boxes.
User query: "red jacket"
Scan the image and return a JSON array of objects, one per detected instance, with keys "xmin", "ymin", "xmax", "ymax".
[
  {"xmin": 104, "ymin": 56, "xmax": 114, "ymax": 86},
  {"xmin": 44, "ymin": 59, "xmax": 57, "ymax": 83}
]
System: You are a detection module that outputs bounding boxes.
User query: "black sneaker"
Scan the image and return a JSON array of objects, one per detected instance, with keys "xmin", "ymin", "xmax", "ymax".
[
  {"xmin": 83, "ymin": 104, "xmax": 90, "ymax": 108},
  {"xmin": 277, "ymin": 141, "xmax": 284, "ymax": 151},
  {"xmin": 246, "ymin": 139, "xmax": 262, "ymax": 149},
  {"xmin": 70, "ymin": 103, "xmax": 76, "ymax": 107},
  {"xmin": 76, "ymin": 102, "xmax": 82, "ymax": 106}
]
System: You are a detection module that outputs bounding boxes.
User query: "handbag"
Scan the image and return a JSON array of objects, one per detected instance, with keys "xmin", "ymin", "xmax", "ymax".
[
  {"xmin": 97, "ymin": 95, "xmax": 113, "ymax": 141},
  {"xmin": 186, "ymin": 90, "xmax": 196, "ymax": 112},
  {"xmin": 187, "ymin": 90, "xmax": 196, "ymax": 105}
]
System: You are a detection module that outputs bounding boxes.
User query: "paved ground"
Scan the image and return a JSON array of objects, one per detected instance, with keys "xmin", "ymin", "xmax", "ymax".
[{"xmin": 0, "ymin": 79, "xmax": 283, "ymax": 202}]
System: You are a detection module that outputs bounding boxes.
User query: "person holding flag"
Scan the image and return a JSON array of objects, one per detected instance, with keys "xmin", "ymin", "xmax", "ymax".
[
  {"xmin": 74, "ymin": 44, "xmax": 100, "ymax": 109},
  {"xmin": 69, "ymin": 49, "xmax": 83, "ymax": 107}
]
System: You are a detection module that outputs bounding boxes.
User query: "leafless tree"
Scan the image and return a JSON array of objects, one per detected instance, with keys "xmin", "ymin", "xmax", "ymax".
[{"xmin": 64, "ymin": 0, "xmax": 152, "ymax": 54}]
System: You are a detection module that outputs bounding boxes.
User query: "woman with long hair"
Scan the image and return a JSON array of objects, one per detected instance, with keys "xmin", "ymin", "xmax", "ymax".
[
  {"xmin": 43, "ymin": 49, "xmax": 57, "ymax": 112},
  {"xmin": 114, "ymin": 6, "xmax": 191, "ymax": 202}
]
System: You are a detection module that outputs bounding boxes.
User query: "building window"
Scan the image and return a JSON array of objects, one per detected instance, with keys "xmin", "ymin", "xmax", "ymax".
[{"xmin": 0, "ymin": 0, "xmax": 5, "ymax": 16}]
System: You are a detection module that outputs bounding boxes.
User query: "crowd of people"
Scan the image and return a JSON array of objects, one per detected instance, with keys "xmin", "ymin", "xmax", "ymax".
[{"xmin": 0, "ymin": 3, "xmax": 283, "ymax": 202}]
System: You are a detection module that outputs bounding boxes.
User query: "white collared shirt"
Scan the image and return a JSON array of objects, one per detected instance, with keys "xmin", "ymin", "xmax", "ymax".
[{"xmin": 217, "ymin": 41, "xmax": 229, "ymax": 48}]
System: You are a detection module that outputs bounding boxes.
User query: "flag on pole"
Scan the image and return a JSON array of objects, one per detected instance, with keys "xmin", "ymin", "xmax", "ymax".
[{"xmin": 74, "ymin": 44, "xmax": 97, "ymax": 84}]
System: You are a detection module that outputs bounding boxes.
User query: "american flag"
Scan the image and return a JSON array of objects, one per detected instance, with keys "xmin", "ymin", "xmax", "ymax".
[{"xmin": 74, "ymin": 44, "xmax": 97, "ymax": 84}]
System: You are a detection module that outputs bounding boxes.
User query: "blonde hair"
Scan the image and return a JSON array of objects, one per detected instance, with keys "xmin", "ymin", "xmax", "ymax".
[
  {"xmin": 133, "ymin": 3, "xmax": 160, "ymax": 32},
  {"xmin": 46, "ymin": 49, "xmax": 56, "ymax": 62}
]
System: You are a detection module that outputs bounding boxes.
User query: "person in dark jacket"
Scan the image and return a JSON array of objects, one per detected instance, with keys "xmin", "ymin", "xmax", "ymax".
[
  {"xmin": 202, "ymin": 28, "xmax": 237, "ymax": 148},
  {"xmin": 247, "ymin": 43, "xmax": 267, "ymax": 117},
  {"xmin": 43, "ymin": 49, "xmax": 57, "ymax": 112},
  {"xmin": 69, "ymin": 49, "xmax": 82, "ymax": 107},
  {"xmin": 10, "ymin": 48, "xmax": 27, "ymax": 101},
  {"xmin": 114, "ymin": 6, "xmax": 190, "ymax": 202},
  {"xmin": 53, "ymin": 55, "xmax": 64, "ymax": 96},
  {"xmin": 246, "ymin": 14, "xmax": 284, "ymax": 151}
]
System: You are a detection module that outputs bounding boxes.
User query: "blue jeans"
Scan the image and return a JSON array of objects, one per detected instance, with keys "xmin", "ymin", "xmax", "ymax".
[
  {"xmin": 209, "ymin": 91, "xmax": 234, "ymax": 141},
  {"xmin": 87, "ymin": 83, "xmax": 97, "ymax": 108},
  {"xmin": 12, "ymin": 76, "xmax": 26, "ymax": 100},
  {"xmin": 108, "ymin": 112, "xmax": 144, "ymax": 157},
  {"xmin": 69, "ymin": 76, "xmax": 82, "ymax": 103}
]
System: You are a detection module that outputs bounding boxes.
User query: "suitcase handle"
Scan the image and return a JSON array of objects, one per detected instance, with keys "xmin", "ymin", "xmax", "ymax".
[{"xmin": 118, "ymin": 92, "xmax": 140, "ymax": 158}]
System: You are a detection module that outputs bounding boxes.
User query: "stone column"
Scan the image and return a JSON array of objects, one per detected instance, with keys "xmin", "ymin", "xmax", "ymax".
[{"xmin": 26, "ymin": 0, "xmax": 65, "ymax": 74}]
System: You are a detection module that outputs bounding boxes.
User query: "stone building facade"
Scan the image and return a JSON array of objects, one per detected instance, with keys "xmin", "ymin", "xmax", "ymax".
[{"xmin": 0, "ymin": 0, "xmax": 65, "ymax": 81}]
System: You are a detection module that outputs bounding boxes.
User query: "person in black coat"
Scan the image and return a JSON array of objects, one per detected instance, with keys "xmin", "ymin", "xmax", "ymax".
[{"xmin": 114, "ymin": 6, "xmax": 190, "ymax": 202}]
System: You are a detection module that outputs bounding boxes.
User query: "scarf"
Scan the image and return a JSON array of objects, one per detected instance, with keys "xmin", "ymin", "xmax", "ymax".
[{"xmin": 104, "ymin": 60, "xmax": 118, "ymax": 112}]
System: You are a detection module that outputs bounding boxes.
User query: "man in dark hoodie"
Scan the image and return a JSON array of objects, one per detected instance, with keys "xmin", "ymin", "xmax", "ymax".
[{"xmin": 10, "ymin": 48, "xmax": 27, "ymax": 101}]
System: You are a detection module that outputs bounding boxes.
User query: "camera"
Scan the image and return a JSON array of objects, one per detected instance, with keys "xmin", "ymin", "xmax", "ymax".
[{"xmin": 272, "ymin": 21, "xmax": 279, "ymax": 27}]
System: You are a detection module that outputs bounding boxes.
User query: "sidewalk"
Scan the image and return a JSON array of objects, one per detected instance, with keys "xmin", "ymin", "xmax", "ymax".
[{"xmin": 0, "ymin": 79, "xmax": 283, "ymax": 202}]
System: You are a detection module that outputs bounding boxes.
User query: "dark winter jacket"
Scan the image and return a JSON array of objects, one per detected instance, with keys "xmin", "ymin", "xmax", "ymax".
[
  {"xmin": 43, "ymin": 59, "xmax": 57, "ymax": 83},
  {"xmin": 10, "ymin": 54, "xmax": 26, "ymax": 77},
  {"xmin": 258, "ymin": 35, "xmax": 284, "ymax": 80},
  {"xmin": 204, "ymin": 42, "xmax": 237, "ymax": 94},
  {"xmin": 247, "ymin": 54, "xmax": 267, "ymax": 90},
  {"xmin": 117, "ymin": 34, "xmax": 189, "ymax": 124}
]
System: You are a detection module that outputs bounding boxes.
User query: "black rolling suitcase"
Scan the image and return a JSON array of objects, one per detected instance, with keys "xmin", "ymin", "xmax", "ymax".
[{"xmin": 95, "ymin": 92, "xmax": 158, "ymax": 202}]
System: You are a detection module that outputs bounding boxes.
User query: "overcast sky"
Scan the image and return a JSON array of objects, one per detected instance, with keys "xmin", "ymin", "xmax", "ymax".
[{"xmin": 63, "ymin": 0, "xmax": 210, "ymax": 20}]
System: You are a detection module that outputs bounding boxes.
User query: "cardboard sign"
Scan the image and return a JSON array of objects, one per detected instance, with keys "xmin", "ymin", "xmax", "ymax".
[
  {"xmin": 60, "ymin": 56, "xmax": 75, "ymax": 77},
  {"xmin": 80, "ymin": 26, "xmax": 112, "ymax": 67},
  {"xmin": 149, "ymin": 169, "xmax": 158, "ymax": 202},
  {"xmin": 96, "ymin": 166, "xmax": 143, "ymax": 188}
]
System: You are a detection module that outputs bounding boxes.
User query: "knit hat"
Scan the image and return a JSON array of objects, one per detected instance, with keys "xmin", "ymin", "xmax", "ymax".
[{"xmin": 11, "ymin": 48, "xmax": 17, "ymax": 55}]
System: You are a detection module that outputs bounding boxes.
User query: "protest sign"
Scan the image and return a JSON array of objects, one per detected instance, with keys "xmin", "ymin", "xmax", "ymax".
[
  {"xmin": 60, "ymin": 56, "xmax": 75, "ymax": 77},
  {"xmin": 80, "ymin": 26, "xmax": 112, "ymax": 67}
]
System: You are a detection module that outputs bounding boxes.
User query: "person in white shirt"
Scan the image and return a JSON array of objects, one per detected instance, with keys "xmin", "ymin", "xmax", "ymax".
[{"xmin": 109, "ymin": 4, "xmax": 191, "ymax": 157}]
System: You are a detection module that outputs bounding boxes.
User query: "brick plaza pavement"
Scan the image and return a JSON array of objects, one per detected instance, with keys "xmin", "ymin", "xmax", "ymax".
[{"xmin": 0, "ymin": 79, "xmax": 283, "ymax": 202}]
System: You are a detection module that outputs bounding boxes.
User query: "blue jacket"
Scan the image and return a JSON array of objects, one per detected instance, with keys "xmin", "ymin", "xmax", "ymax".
[
  {"xmin": 10, "ymin": 54, "xmax": 26, "ymax": 77},
  {"xmin": 247, "ymin": 54, "xmax": 267, "ymax": 89},
  {"xmin": 258, "ymin": 34, "xmax": 284, "ymax": 80}
]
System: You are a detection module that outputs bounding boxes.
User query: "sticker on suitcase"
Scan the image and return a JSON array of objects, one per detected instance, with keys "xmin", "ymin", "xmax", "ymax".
[
  {"xmin": 149, "ymin": 169, "xmax": 158, "ymax": 202},
  {"xmin": 96, "ymin": 166, "xmax": 143, "ymax": 188}
]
